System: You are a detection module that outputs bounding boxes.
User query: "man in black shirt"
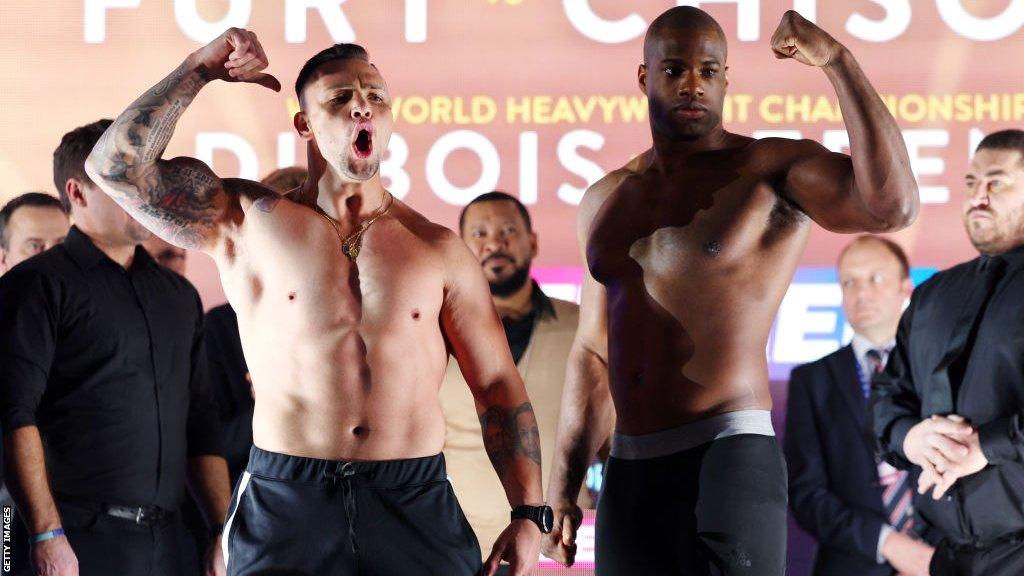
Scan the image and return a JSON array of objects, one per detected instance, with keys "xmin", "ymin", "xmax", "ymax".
[
  {"xmin": 873, "ymin": 129, "xmax": 1024, "ymax": 576},
  {"xmin": 0, "ymin": 120, "xmax": 230, "ymax": 576}
]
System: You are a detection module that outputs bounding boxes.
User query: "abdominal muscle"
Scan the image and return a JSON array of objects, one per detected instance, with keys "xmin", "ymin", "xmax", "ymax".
[{"xmin": 243, "ymin": 319, "xmax": 450, "ymax": 461}]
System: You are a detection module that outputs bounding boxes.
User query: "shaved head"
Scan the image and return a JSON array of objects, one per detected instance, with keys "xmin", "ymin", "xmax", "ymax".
[{"xmin": 644, "ymin": 6, "xmax": 727, "ymax": 64}]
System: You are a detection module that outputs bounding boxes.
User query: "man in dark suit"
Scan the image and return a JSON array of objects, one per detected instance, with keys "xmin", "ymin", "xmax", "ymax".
[{"xmin": 786, "ymin": 236, "xmax": 934, "ymax": 575}]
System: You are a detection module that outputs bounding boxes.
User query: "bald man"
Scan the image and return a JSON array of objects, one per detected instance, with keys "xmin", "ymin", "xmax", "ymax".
[{"xmin": 544, "ymin": 7, "xmax": 919, "ymax": 576}]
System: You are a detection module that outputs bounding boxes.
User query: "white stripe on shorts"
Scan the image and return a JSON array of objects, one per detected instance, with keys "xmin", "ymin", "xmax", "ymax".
[{"xmin": 221, "ymin": 470, "xmax": 252, "ymax": 571}]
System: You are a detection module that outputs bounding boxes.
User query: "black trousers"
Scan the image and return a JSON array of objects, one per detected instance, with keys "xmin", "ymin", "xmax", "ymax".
[
  {"xmin": 930, "ymin": 535, "xmax": 1024, "ymax": 576},
  {"xmin": 224, "ymin": 447, "xmax": 481, "ymax": 576},
  {"xmin": 56, "ymin": 499, "xmax": 198, "ymax": 576},
  {"xmin": 596, "ymin": 434, "xmax": 788, "ymax": 576}
]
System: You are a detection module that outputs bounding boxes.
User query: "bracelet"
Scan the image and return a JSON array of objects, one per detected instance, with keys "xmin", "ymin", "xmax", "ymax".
[{"xmin": 32, "ymin": 528, "xmax": 65, "ymax": 544}]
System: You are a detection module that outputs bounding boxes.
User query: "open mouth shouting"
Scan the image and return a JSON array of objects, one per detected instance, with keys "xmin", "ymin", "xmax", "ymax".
[{"xmin": 352, "ymin": 122, "xmax": 374, "ymax": 159}]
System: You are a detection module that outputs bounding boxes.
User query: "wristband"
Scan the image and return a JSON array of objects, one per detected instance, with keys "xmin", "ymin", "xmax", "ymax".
[{"xmin": 32, "ymin": 528, "xmax": 65, "ymax": 543}]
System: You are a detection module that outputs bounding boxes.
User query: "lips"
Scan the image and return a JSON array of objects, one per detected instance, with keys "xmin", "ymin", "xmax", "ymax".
[
  {"xmin": 673, "ymin": 102, "xmax": 708, "ymax": 120},
  {"xmin": 352, "ymin": 123, "xmax": 373, "ymax": 159}
]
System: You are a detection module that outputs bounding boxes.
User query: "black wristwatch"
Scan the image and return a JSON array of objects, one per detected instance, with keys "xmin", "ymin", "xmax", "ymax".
[{"xmin": 511, "ymin": 504, "xmax": 554, "ymax": 534}]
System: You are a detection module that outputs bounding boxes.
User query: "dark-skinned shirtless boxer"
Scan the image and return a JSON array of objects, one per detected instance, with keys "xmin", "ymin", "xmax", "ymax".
[
  {"xmin": 543, "ymin": 8, "xmax": 919, "ymax": 575},
  {"xmin": 85, "ymin": 31, "xmax": 546, "ymax": 576}
]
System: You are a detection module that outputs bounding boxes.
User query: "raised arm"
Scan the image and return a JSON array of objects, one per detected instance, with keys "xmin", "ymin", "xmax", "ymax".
[
  {"xmin": 768, "ymin": 10, "xmax": 919, "ymax": 233},
  {"xmin": 541, "ymin": 174, "xmax": 618, "ymax": 568},
  {"xmin": 85, "ymin": 28, "xmax": 280, "ymax": 252},
  {"xmin": 439, "ymin": 232, "xmax": 543, "ymax": 576}
]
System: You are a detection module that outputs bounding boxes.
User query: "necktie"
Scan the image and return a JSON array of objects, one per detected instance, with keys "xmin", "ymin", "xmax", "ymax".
[
  {"xmin": 866, "ymin": 346, "xmax": 914, "ymax": 533},
  {"xmin": 880, "ymin": 464, "xmax": 914, "ymax": 534},
  {"xmin": 934, "ymin": 255, "xmax": 1008, "ymax": 413},
  {"xmin": 860, "ymin": 348, "xmax": 889, "ymax": 399}
]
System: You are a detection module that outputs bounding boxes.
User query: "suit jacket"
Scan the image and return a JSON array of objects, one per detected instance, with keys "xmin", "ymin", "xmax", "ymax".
[
  {"xmin": 785, "ymin": 345, "xmax": 895, "ymax": 576},
  {"xmin": 439, "ymin": 297, "xmax": 588, "ymax": 554}
]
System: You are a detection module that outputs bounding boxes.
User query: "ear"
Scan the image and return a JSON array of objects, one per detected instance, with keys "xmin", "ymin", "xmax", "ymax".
[
  {"xmin": 0, "ymin": 246, "xmax": 8, "ymax": 273},
  {"xmin": 65, "ymin": 178, "xmax": 88, "ymax": 210},
  {"xmin": 293, "ymin": 111, "xmax": 314, "ymax": 141},
  {"xmin": 900, "ymin": 276, "xmax": 913, "ymax": 299},
  {"xmin": 529, "ymin": 230, "xmax": 539, "ymax": 260},
  {"xmin": 724, "ymin": 65, "xmax": 730, "ymax": 86},
  {"xmin": 638, "ymin": 63, "xmax": 648, "ymax": 94}
]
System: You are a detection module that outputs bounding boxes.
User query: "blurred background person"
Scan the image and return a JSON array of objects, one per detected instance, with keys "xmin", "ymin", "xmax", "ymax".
[
  {"xmin": 440, "ymin": 191, "xmax": 603, "ymax": 571},
  {"xmin": 0, "ymin": 120, "xmax": 230, "ymax": 576},
  {"xmin": 874, "ymin": 130, "xmax": 1024, "ymax": 576},
  {"xmin": 0, "ymin": 192, "xmax": 69, "ymax": 276},
  {"xmin": 786, "ymin": 236, "xmax": 933, "ymax": 576}
]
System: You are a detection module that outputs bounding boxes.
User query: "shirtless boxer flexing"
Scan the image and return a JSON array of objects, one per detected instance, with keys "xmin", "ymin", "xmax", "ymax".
[
  {"xmin": 542, "ymin": 8, "xmax": 919, "ymax": 575},
  {"xmin": 86, "ymin": 32, "xmax": 546, "ymax": 576}
]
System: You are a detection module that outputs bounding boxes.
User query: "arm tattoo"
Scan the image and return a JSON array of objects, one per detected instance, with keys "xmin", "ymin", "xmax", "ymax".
[
  {"xmin": 88, "ymin": 60, "xmax": 225, "ymax": 249},
  {"xmin": 479, "ymin": 402, "xmax": 542, "ymax": 475}
]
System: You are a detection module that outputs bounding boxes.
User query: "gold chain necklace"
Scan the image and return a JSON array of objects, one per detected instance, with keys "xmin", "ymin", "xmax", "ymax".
[{"xmin": 315, "ymin": 191, "xmax": 394, "ymax": 260}]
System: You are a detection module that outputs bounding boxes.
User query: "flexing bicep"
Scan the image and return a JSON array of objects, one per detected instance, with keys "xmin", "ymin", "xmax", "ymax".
[
  {"xmin": 90, "ymin": 154, "xmax": 239, "ymax": 251},
  {"xmin": 774, "ymin": 139, "xmax": 868, "ymax": 233},
  {"xmin": 780, "ymin": 137, "xmax": 916, "ymax": 233}
]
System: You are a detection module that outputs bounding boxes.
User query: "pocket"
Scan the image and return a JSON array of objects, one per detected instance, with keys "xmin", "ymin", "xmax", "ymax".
[{"xmin": 54, "ymin": 500, "xmax": 101, "ymax": 531}]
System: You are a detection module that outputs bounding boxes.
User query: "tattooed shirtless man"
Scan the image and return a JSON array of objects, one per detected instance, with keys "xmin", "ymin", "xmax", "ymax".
[
  {"xmin": 86, "ymin": 31, "xmax": 546, "ymax": 576},
  {"xmin": 542, "ymin": 8, "xmax": 919, "ymax": 576}
]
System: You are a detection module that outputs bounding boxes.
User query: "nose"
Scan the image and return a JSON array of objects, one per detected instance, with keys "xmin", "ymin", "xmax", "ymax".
[
  {"xmin": 351, "ymin": 96, "xmax": 373, "ymax": 121},
  {"xmin": 967, "ymin": 182, "xmax": 990, "ymax": 209},
  {"xmin": 678, "ymin": 72, "xmax": 705, "ymax": 99}
]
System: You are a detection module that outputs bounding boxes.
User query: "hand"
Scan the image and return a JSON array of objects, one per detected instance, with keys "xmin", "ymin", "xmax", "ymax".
[
  {"xmin": 903, "ymin": 415, "xmax": 973, "ymax": 488},
  {"xmin": 540, "ymin": 501, "xmax": 582, "ymax": 567},
  {"xmin": 189, "ymin": 28, "xmax": 281, "ymax": 91},
  {"xmin": 915, "ymin": 417, "xmax": 988, "ymax": 499},
  {"xmin": 204, "ymin": 535, "xmax": 227, "ymax": 576},
  {"xmin": 31, "ymin": 535, "xmax": 79, "ymax": 576},
  {"xmin": 881, "ymin": 530, "xmax": 934, "ymax": 576},
  {"xmin": 482, "ymin": 519, "xmax": 542, "ymax": 576},
  {"xmin": 770, "ymin": 10, "xmax": 844, "ymax": 67}
]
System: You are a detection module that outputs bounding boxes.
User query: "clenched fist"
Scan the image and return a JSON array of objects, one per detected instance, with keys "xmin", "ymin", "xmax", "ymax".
[
  {"xmin": 770, "ymin": 10, "xmax": 844, "ymax": 67},
  {"xmin": 190, "ymin": 28, "xmax": 281, "ymax": 91}
]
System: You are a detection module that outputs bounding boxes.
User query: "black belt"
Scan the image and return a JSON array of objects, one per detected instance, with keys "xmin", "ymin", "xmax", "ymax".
[{"xmin": 102, "ymin": 504, "xmax": 171, "ymax": 526}]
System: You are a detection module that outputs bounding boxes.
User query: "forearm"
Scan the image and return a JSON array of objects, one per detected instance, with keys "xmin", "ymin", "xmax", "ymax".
[
  {"xmin": 477, "ymin": 378, "xmax": 544, "ymax": 508},
  {"xmin": 3, "ymin": 427, "xmax": 62, "ymax": 534},
  {"xmin": 186, "ymin": 455, "xmax": 232, "ymax": 528},
  {"xmin": 547, "ymin": 345, "xmax": 613, "ymax": 504},
  {"xmin": 824, "ymin": 47, "xmax": 918, "ymax": 229},
  {"xmin": 87, "ymin": 56, "xmax": 208, "ymax": 193}
]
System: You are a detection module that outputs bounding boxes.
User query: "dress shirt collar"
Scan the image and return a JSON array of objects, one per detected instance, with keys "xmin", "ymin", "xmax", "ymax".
[{"xmin": 65, "ymin": 225, "xmax": 156, "ymax": 272}]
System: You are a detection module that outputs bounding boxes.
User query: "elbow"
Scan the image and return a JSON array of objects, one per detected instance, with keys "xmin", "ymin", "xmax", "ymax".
[{"xmin": 867, "ymin": 189, "xmax": 920, "ymax": 233}]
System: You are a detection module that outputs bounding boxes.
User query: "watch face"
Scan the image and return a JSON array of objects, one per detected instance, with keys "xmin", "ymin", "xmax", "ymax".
[{"xmin": 540, "ymin": 506, "xmax": 554, "ymax": 534}]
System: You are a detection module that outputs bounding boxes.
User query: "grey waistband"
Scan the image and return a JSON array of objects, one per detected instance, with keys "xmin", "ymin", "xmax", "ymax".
[{"xmin": 610, "ymin": 409, "xmax": 775, "ymax": 460}]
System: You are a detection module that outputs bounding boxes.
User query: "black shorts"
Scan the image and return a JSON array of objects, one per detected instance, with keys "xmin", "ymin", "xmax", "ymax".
[
  {"xmin": 223, "ymin": 447, "xmax": 481, "ymax": 576},
  {"xmin": 596, "ymin": 434, "xmax": 788, "ymax": 576}
]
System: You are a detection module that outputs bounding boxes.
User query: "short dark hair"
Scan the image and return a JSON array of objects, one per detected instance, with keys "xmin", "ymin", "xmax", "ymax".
[
  {"xmin": 53, "ymin": 119, "xmax": 113, "ymax": 212},
  {"xmin": 458, "ymin": 191, "xmax": 533, "ymax": 234},
  {"xmin": 295, "ymin": 43, "xmax": 370, "ymax": 102},
  {"xmin": 976, "ymin": 129, "xmax": 1024, "ymax": 161},
  {"xmin": 0, "ymin": 192, "xmax": 67, "ymax": 249},
  {"xmin": 839, "ymin": 235, "xmax": 911, "ymax": 279}
]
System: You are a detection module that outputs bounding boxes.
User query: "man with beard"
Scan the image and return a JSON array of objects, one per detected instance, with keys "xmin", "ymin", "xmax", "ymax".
[
  {"xmin": 440, "ymin": 192, "xmax": 600, "ymax": 568},
  {"xmin": 543, "ymin": 7, "xmax": 919, "ymax": 576},
  {"xmin": 85, "ymin": 32, "xmax": 545, "ymax": 576},
  {"xmin": 873, "ymin": 130, "xmax": 1024, "ymax": 575},
  {"xmin": 0, "ymin": 120, "xmax": 230, "ymax": 576}
]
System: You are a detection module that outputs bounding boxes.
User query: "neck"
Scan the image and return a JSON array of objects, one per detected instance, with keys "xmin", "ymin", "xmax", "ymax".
[
  {"xmin": 312, "ymin": 169, "xmax": 387, "ymax": 223},
  {"xmin": 493, "ymin": 279, "xmax": 534, "ymax": 320},
  {"xmin": 856, "ymin": 327, "xmax": 895, "ymax": 348},
  {"xmin": 79, "ymin": 226, "xmax": 136, "ymax": 269},
  {"xmin": 649, "ymin": 124, "xmax": 729, "ymax": 171}
]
